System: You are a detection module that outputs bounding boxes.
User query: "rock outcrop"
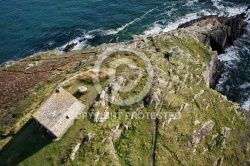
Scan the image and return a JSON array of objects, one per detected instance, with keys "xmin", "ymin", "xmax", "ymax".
[
  {"xmin": 63, "ymin": 42, "xmax": 77, "ymax": 52},
  {"xmin": 180, "ymin": 11, "xmax": 248, "ymax": 89},
  {"xmin": 0, "ymin": 9, "xmax": 250, "ymax": 166},
  {"xmin": 204, "ymin": 13, "xmax": 248, "ymax": 88},
  {"xmin": 179, "ymin": 12, "xmax": 248, "ymax": 54},
  {"xmin": 206, "ymin": 13, "xmax": 248, "ymax": 54},
  {"xmin": 189, "ymin": 120, "xmax": 214, "ymax": 146},
  {"xmin": 247, "ymin": 5, "xmax": 250, "ymax": 11},
  {"xmin": 203, "ymin": 53, "xmax": 225, "ymax": 89}
]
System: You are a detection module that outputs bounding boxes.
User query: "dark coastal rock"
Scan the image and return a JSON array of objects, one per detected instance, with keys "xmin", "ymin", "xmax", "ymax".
[
  {"xmin": 62, "ymin": 38, "xmax": 87, "ymax": 52},
  {"xmin": 63, "ymin": 43, "xmax": 77, "ymax": 52},
  {"xmin": 179, "ymin": 11, "xmax": 248, "ymax": 89},
  {"xmin": 205, "ymin": 13, "xmax": 247, "ymax": 87},
  {"xmin": 206, "ymin": 13, "xmax": 247, "ymax": 54},
  {"xmin": 247, "ymin": 5, "xmax": 250, "ymax": 11},
  {"xmin": 209, "ymin": 56, "xmax": 225, "ymax": 89},
  {"xmin": 179, "ymin": 10, "xmax": 248, "ymax": 54},
  {"xmin": 178, "ymin": 15, "xmax": 219, "ymax": 28}
]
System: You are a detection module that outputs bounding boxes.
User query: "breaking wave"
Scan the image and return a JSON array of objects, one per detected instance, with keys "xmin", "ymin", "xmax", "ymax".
[{"xmin": 216, "ymin": 21, "xmax": 250, "ymax": 110}]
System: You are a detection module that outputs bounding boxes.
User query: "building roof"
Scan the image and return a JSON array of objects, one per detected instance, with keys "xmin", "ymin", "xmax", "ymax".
[{"xmin": 33, "ymin": 87, "xmax": 85, "ymax": 138}]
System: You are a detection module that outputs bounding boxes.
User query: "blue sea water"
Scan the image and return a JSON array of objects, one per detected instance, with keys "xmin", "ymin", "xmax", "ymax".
[
  {"xmin": 0, "ymin": 0, "xmax": 249, "ymax": 108},
  {"xmin": 216, "ymin": 22, "xmax": 250, "ymax": 110}
]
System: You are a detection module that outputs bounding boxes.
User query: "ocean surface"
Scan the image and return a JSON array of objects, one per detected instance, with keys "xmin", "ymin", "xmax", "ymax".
[{"xmin": 0, "ymin": 0, "xmax": 249, "ymax": 109}]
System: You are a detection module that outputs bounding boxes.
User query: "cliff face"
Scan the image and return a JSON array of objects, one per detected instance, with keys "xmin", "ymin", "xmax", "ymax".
[
  {"xmin": 178, "ymin": 11, "xmax": 249, "ymax": 89},
  {"xmin": 0, "ymin": 13, "xmax": 250, "ymax": 166}
]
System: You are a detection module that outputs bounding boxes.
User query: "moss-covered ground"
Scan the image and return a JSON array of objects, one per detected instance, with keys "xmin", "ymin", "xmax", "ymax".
[{"xmin": 0, "ymin": 31, "xmax": 249, "ymax": 166}]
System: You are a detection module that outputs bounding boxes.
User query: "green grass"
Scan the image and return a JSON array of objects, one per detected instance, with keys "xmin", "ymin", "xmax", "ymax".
[
  {"xmin": 0, "ymin": 32, "xmax": 249, "ymax": 166},
  {"xmin": 115, "ymin": 118, "xmax": 154, "ymax": 166},
  {"xmin": 0, "ymin": 120, "xmax": 52, "ymax": 166}
]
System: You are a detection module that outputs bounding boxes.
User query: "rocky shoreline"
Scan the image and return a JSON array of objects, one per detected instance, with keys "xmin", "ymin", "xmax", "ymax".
[
  {"xmin": 178, "ymin": 9, "xmax": 249, "ymax": 89},
  {"xmin": 0, "ymin": 9, "xmax": 250, "ymax": 166}
]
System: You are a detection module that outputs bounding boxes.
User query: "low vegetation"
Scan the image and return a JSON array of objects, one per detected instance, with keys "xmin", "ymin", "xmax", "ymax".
[{"xmin": 0, "ymin": 24, "xmax": 249, "ymax": 166}]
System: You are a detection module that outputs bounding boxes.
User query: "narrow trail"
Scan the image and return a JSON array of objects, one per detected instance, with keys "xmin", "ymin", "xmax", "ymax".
[
  {"xmin": 152, "ymin": 116, "xmax": 159, "ymax": 166},
  {"xmin": 151, "ymin": 88, "xmax": 168, "ymax": 166},
  {"xmin": 151, "ymin": 58, "xmax": 171, "ymax": 166}
]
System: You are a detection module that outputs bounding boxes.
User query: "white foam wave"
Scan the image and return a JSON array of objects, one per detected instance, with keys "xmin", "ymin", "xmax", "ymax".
[
  {"xmin": 212, "ymin": 0, "xmax": 247, "ymax": 16},
  {"xmin": 157, "ymin": 7, "xmax": 177, "ymax": 17},
  {"xmin": 218, "ymin": 25, "xmax": 250, "ymax": 66},
  {"xmin": 144, "ymin": 0, "xmax": 248, "ymax": 36},
  {"xmin": 60, "ymin": 33, "xmax": 94, "ymax": 52},
  {"xmin": 104, "ymin": 6, "xmax": 159, "ymax": 35},
  {"xmin": 162, "ymin": 11, "xmax": 209, "ymax": 32},
  {"xmin": 143, "ymin": 24, "xmax": 163, "ymax": 35},
  {"xmin": 166, "ymin": 8, "xmax": 178, "ymax": 16},
  {"xmin": 48, "ymin": 41, "xmax": 55, "ymax": 46},
  {"xmin": 211, "ymin": 0, "xmax": 224, "ymax": 9},
  {"xmin": 223, "ymin": 6, "xmax": 247, "ymax": 16},
  {"xmin": 218, "ymin": 50, "xmax": 240, "ymax": 63},
  {"xmin": 144, "ymin": 10, "xmax": 216, "ymax": 35},
  {"xmin": 239, "ymin": 83, "xmax": 250, "ymax": 89},
  {"xmin": 215, "ymin": 71, "xmax": 229, "ymax": 92},
  {"xmin": 241, "ymin": 97, "xmax": 250, "ymax": 110},
  {"xmin": 185, "ymin": 0, "xmax": 198, "ymax": 7}
]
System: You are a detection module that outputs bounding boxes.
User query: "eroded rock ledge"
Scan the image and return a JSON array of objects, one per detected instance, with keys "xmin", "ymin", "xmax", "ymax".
[{"xmin": 179, "ymin": 10, "xmax": 249, "ymax": 89}]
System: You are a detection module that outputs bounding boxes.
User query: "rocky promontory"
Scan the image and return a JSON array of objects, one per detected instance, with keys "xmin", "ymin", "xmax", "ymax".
[
  {"xmin": 0, "ymin": 11, "xmax": 250, "ymax": 166},
  {"xmin": 179, "ymin": 11, "xmax": 249, "ymax": 88}
]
